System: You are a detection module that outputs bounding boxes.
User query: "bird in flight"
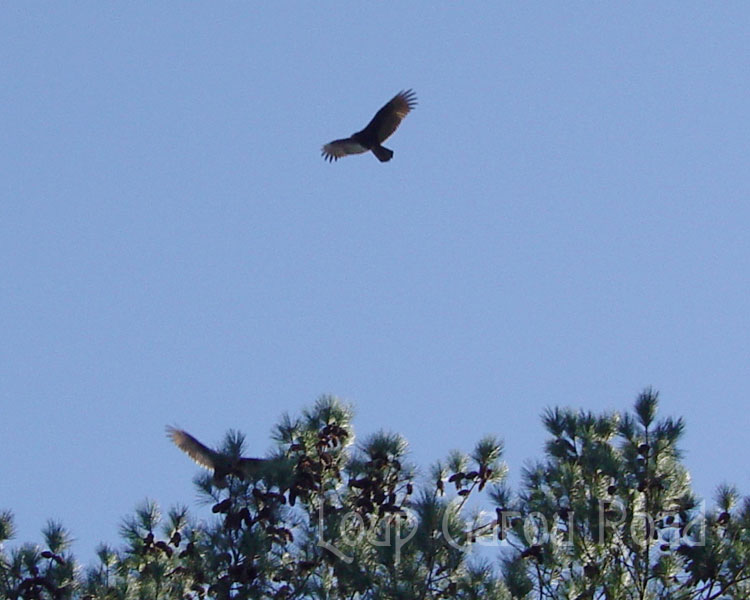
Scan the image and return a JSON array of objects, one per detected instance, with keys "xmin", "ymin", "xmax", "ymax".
[
  {"xmin": 321, "ymin": 89, "xmax": 417, "ymax": 163},
  {"xmin": 167, "ymin": 426, "xmax": 277, "ymax": 487}
]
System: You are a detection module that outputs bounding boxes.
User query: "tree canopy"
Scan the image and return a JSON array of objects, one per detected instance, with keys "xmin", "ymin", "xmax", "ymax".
[{"xmin": 2, "ymin": 390, "xmax": 749, "ymax": 600}]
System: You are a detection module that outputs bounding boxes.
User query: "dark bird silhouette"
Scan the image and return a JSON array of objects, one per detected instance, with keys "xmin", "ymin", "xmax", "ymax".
[
  {"xmin": 167, "ymin": 426, "xmax": 273, "ymax": 487},
  {"xmin": 322, "ymin": 89, "xmax": 417, "ymax": 162}
]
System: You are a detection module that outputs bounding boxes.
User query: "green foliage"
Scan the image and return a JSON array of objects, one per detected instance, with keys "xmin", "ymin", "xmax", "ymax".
[
  {"xmin": 503, "ymin": 392, "xmax": 749, "ymax": 600},
  {"xmin": 1, "ymin": 390, "xmax": 748, "ymax": 600}
]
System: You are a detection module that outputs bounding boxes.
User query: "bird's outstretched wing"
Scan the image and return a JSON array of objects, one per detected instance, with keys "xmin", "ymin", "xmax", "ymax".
[
  {"xmin": 361, "ymin": 89, "xmax": 417, "ymax": 144},
  {"xmin": 321, "ymin": 138, "xmax": 368, "ymax": 162},
  {"xmin": 166, "ymin": 426, "xmax": 222, "ymax": 471},
  {"xmin": 167, "ymin": 426, "xmax": 273, "ymax": 483}
]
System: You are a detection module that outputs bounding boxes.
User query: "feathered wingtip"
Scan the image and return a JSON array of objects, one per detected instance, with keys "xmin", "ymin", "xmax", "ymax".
[
  {"xmin": 397, "ymin": 89, "xmax": 418, "ymax": 110},
  {"xmin": 166, "ymin": 425, "xmax": 219, "ymax": 471},
  {"xmin": 321, "ymin": 139, "xmax": 368, "ymax": 162},
  {"xmin": 321, "ymin": 145, "xmax": 339, "ymax": 162}
]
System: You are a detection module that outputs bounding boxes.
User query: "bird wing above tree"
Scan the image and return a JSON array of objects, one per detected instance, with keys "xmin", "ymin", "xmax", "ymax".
[
  {"xmin": 166, "ymin": 426, "xmax": 222, "ymax": 471},
  {"xmin": 167, "ymin": 426, "xmax": 270, "ymax": 481}
]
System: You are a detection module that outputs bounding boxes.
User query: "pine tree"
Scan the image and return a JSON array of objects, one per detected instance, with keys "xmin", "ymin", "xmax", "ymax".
[
  {"xmin": 2, "ymin": 390, "xmax": 749, "ymax": 599},
  {"xmin": 500, "ymin": 389, "xmax": 750, "ymax": 600}
]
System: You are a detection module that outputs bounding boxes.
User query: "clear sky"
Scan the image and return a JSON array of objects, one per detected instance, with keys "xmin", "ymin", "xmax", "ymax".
[{"xmin": 2, "ymin": 3, "xmax": 749, "ymax": 561}]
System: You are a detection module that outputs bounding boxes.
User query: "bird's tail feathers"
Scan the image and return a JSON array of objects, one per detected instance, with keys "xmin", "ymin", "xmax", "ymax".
[{"xmin": 371, "ymin": 145, "xmax": 393, "ymax": 162}]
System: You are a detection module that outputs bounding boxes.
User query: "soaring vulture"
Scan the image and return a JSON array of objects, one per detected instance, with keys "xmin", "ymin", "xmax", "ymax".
[
  {"xmin": 167, "ymin": 426, "xmax": 276, "ymax": 487},
  {"xmin": 321, "ymin": 89, "xmax": 417, "ymax": 163}
]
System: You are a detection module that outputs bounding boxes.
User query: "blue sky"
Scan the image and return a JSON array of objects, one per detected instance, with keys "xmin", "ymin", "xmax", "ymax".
[{"xmin": 2, "ymin": 4, "xmax": 749, "ymax": 561}]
